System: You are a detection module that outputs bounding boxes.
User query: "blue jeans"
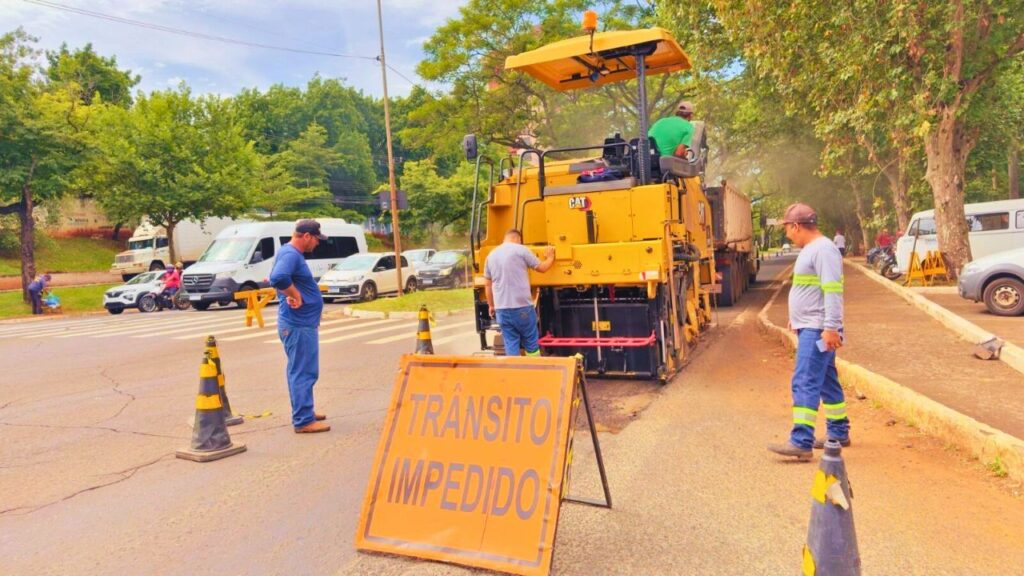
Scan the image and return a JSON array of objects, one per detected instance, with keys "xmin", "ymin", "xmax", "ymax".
[
  {"xmin": 790, "ymin": 328, "xmax": 849, "ymax": 449},
  {"xmin": 495, "ymin": 306, "xmax": 540, "ymax": 357},
  {"xmin": 278, "ymin": 322, "xmax": 319, "ymax": 428}
]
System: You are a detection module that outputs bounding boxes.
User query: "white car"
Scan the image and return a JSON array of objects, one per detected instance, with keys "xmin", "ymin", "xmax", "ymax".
[
  {"xmin": 319, "ymin": 252, "xmax": 417, "ymax": 302},
  {"xmin": 103, "ymin": 270, "xmax": 167, "ymax": 314}
]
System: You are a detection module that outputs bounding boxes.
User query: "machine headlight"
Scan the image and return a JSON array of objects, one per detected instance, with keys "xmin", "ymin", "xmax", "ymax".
[
  {"xmin": 439, "ymin": 268, "xmax": 453, "ymax": 276},
  {"xmin": 215, "ymin": 271, "xmax": 234, "ymax": 280}
]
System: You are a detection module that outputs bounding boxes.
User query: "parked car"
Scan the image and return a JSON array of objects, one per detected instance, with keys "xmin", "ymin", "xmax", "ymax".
[
  {"xmin": 895, "ymin": 199, "xmax": 1024, "ymax": 275},
  {"xmin": 403, "ymin": 248, "xmax": 436, "ymax": 272},
  {"xmin": 182, "ymin": 219, "xmax": 366, "ymax": 310},
  {"xmin": 103, "ymin": 270, "xmax": 168, "ymax": 314},
  {"xmin": 319, "ymin": 252, "xmax": 417, "ymax": 302},
  {"xmin": 958, "ymin": 246, "xmax": 1024, "ymax": 316},
  {"xmin": 417, "ymin": 249, "xmax": 470, "ymax": 289}
]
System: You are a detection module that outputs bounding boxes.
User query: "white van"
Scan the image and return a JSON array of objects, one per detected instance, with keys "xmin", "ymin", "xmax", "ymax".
[
  {"xmin": 895, "ymin": 199, "xmax": 1024, "ymax": 274},
  {"xmin": 182, "ymin": 219, "xmax": 366, "ymax": 310}
]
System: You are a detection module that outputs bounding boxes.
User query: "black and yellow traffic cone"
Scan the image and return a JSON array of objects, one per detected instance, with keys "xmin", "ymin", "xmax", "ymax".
[
  {"xmin": 415, "ymin": 305, "xmax": 434, "ymax": 355},
  {"xmin": 802, "ymin": 439, "xmax": 860, "ymax": 575},
  {"xmin": 205, "ymin": 335, "xmax": 243, "ymax": 426},
  {"xmin": 176, "ymin": 352, "xmax": 247, "ymax": 462}
]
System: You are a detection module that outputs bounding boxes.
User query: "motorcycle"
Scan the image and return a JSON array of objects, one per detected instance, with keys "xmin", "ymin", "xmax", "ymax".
[
  {"xmin": 138, "ymin": 289, "xmax": 191, "ymax": 313},
  {"xmin": 875, "ymin": 246, "xmax": 901, "ymax": 280},
  {"xmin": 866, "ymin": 246, "xmax": 885, "ymax": 266}
]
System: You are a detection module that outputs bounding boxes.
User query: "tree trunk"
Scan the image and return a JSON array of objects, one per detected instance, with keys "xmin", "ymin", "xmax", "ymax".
[
  {"xmin": 881, "ymin": 156, "xmax": 912, "ymax": 233},
  {"xmin": 1010, "ymin": 145, "xmax": 1020, "ymax": 200},
  {"xmin": 166, "ymin": 220, "xmax": 177, "ymax": 265},
  {"xmin": 924, "ymin": 107, "xmax": 973, "ymax": 276},
  {"xmin": 851, "ymin": 179, "xmax": 871, "ymax": 255},
  {"xmin": 19, "ymin": 186, "xmax": 36, "ymax": 303},
  {"xmin": 111, "ymin": 222, "xmax": 123, "ymax": 242}
]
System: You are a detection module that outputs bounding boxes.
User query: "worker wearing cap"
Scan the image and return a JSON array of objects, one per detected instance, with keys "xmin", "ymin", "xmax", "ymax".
[
  {"xmin": 648, "ymin": 101, "xmax": 695, "ymax": 159},
  {"xmin": 270, "ymin": 219, "xmax": 330, "ymax": 434},
  {"xmin": 768, "ymin": 203, "xmax": 849, "ymax": 460}
]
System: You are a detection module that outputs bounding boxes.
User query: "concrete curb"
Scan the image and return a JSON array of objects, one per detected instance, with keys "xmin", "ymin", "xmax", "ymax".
[
  {"xmin": 848, "ymin": 261, "xmax": 1024, "ymax": 377},
  {"xmin": 758, "ymin": 276, "xmax": 1024, "ymax": 482}
]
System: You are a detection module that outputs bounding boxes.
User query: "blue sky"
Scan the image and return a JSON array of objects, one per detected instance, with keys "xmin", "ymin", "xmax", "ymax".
[{"xmin": 2, "ymin": 0, "xmax": 467, "ymax": 98}]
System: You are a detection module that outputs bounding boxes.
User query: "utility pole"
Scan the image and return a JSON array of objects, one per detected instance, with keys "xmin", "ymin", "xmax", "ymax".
[{"xmin": 376, "ymin": 0, "xmax": 403, "ymax": 295}]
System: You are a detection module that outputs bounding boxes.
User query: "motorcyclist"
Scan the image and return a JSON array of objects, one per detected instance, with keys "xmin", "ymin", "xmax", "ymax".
[{"xmin": 161, "ymin": 264, "xmax": 182, "ymax": 306}]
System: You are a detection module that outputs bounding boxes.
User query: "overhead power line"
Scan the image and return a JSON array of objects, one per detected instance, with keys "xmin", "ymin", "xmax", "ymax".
[{"xmin": 23, "ymin": 0, "xmax": 379, "ymax": 62}]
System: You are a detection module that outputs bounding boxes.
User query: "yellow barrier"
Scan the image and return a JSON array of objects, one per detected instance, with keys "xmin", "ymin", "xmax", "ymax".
[
  {"xmin": 904, "ymin": 250, "xmax": 949, "ymax": 287},
  {"xmin": 233, "ymin": 288, "xmax": 277, "ymax": 328}
]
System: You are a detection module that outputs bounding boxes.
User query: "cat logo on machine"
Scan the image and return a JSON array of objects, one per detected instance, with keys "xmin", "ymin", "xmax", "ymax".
[{"xmin": 568, "ymin": 196, "xmax": 592, "ymax": 211}]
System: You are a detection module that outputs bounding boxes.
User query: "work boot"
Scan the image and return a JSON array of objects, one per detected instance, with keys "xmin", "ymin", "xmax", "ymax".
[
  {"xmin": 767, "ymin": 442, "xmax": 813, "ymax": 461},
  {"xmin": 295, "ymin": 421, "xmax": 331, "ymax": 433},
  {"xmin": 813, "ymin": 437, "xmax": 851, "ymax": 449},
  {"xmin": 315, "ymin": 412, "xmax": 326, "ymax": 421}
]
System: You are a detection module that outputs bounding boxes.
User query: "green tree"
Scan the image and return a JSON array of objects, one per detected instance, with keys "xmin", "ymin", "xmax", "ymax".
[
  {"xmin": 0, "ymin": 29, "xmax": 93, "ymax": 300},
  {"xmin": 714, "ymin": 0, "xmax": 1024, "ymax": 273},
  {"xmin": 45, "ymin": 42, "xmax": 139, "ymax": 107},
  {"xmin": 87, "ymin": 86, "xmax": 259, "ymax": 263},
  {"xmin": 395, "ymin": 159, "xmax": 476, "ymax": 244}
]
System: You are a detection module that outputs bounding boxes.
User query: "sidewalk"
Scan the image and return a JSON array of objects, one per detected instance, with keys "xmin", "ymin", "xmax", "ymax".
[
  {"xmin": 766, "ymin": 263, "xmax": 1024, "ymax": 442},
  {"xmin": 0, "ymin": 271, "xmax": 117, "ymax": 292}
]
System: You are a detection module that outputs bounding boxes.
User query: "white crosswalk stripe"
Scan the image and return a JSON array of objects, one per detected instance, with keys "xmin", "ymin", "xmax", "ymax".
[
  {"xmin": 7, "ymin": 310, "xmax": 253, "ymax": 340},
  {"xmin": 0, "ymin": 314, "xmax": 160, "ymax": 338},
  {"xmin": 257, "ymin": 318, "xmax": 392, "ymax": 344},
  {"xmin": 429, "ymin": 330, "xmax": 480, "ymax": 346},
  {"xmin": 365, "ymin": 321, "xmax": 475, "ymax": 345},
  {"xmin": 90, "ymin": 314, "xmax": 251, "ymax": 339},
  {"xmin": 315, "ymin": 320, "xmax": 419, "ymax": 345},
  {"xmin": 72, "ymin": 314, "xmax": 247, "ymax": 339},
  {"xmin": 198, "ymin": 317, "xmax": 353, "ymax": 342},
  {"xmin": 129, "ymin": 314, "xmax": 273, "ymax": 338}
]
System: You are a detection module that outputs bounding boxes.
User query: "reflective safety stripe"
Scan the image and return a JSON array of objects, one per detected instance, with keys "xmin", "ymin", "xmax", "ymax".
[
  {"xmin": 525, "ymin": 349, "xmax": 541, "ymax": 356},
  {"xmin": 793, "ymin": 406, "xmax": 817, "ymax": 427},
  {"xmin": 822, "ymin": 282, "xmax": 844, "ymax": 293},
  {"xmin": 823, "ymin": 401, "xmax": 848, "ymax": 420},
  {"xmin": 417, "ymin": 332, "xmax": 432, "ymax": 340},
  {"xmin": 792, "ymin": 274, "xmax": 821, "ymax": 286},
  {"xmin": 195, "ymin": 394, "xmax": 223, "ymax": 410}
]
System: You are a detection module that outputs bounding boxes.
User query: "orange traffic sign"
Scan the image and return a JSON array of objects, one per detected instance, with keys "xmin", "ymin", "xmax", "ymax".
[{"xmin": 356, "ymin": 354, "xmax": 583, "ymax": 576}]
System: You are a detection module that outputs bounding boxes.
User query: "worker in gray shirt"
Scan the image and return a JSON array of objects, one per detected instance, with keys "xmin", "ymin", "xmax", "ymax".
[
  {"xmin": 483, "ymin": 229, "xmax": 555, "ymax": 356},
  {"xmin": 768, "ymin": 203, "xmax": 848, "ymax": 461}
]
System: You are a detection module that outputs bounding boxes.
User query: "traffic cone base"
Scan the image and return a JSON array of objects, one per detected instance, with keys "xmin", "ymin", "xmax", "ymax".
[{"xmin": 175, "ymin": 443, "xmax": 247, "ymax": 462}]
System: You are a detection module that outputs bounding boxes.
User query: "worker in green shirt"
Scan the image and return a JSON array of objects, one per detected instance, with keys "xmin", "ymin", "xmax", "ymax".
[{"xmin": 648, "ymin": 101, "xmax": 695, "ymax": 158}]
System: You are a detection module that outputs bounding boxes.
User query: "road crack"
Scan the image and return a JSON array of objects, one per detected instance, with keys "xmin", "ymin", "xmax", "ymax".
[
  {"xmin": 0, "ymin": 453, "xmax": 174, "ymax": 517},
  {"xmin": 93, "ymin": 367, "xmax": 137, "ymax": 425},
  {"xmin": 0, "ymin": 420, "xmax": 181, "ymax": 440}
]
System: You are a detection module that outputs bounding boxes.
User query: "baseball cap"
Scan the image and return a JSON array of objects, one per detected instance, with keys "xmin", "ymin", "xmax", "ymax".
[
  {"xmin": 781, "ymin": 203, "xmax": 818, "ymax": 225},
  {"xmin": 677, "ymin": 101, "xmax": 694, "ymax": 115},
  {"xmin": 295, "ymin": 219, "xmax": 328, "ymax": 240}
]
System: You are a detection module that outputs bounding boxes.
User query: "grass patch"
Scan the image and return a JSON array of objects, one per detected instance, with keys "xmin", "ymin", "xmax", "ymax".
[
  {"xmin": 0, "ymin": 284, "xmax": 115, "ymax": 319},
  {"xmin": 0, "ymin": 237, "xmax": 121, "ymax": 276},
  {"xmin": 987, "ymin": 456, "xmax": 1009, "ymax": 478},
  {"xmin": 346, "ymin": 288, "xmax": 473, "ymax": 313}
]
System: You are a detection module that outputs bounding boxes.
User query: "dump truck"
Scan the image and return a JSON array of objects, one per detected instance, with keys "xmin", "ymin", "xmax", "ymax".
[
  {"xmin": 466, "ymin": 25, "xmax": 720, "ymax": 382},
  {"xmin": 110, "ymin": 217, "xmax": 239, "ymax": 281},
  {"xmin": 706, "ymin": 182, "xmax": 758, "ymax": 306}
]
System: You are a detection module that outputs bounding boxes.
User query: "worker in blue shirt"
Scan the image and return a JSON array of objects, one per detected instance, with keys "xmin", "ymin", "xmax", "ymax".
[
  {"xmin": 27, "ymin": 273, "xmax": 52, "ymax": 315},
  {"xmin": 269, "ymin": 219, "xmax": 330, "ymax": 433}
]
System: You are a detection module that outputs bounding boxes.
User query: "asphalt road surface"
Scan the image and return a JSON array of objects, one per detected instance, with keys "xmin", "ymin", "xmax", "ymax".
[{"xmin": 2, "ymin": 260, "xmax": 1022, "ymax": 575}]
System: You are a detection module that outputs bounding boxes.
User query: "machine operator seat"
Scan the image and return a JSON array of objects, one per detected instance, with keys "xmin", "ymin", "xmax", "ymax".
[{"xmin": 659, "ymin": 121, "xmax": 707, "ymax": 180}]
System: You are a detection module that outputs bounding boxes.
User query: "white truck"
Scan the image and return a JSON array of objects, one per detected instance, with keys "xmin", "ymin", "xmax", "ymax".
[{"xmin": 109, "ymin": 217, "xmax": 239, "ymax": 281}]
